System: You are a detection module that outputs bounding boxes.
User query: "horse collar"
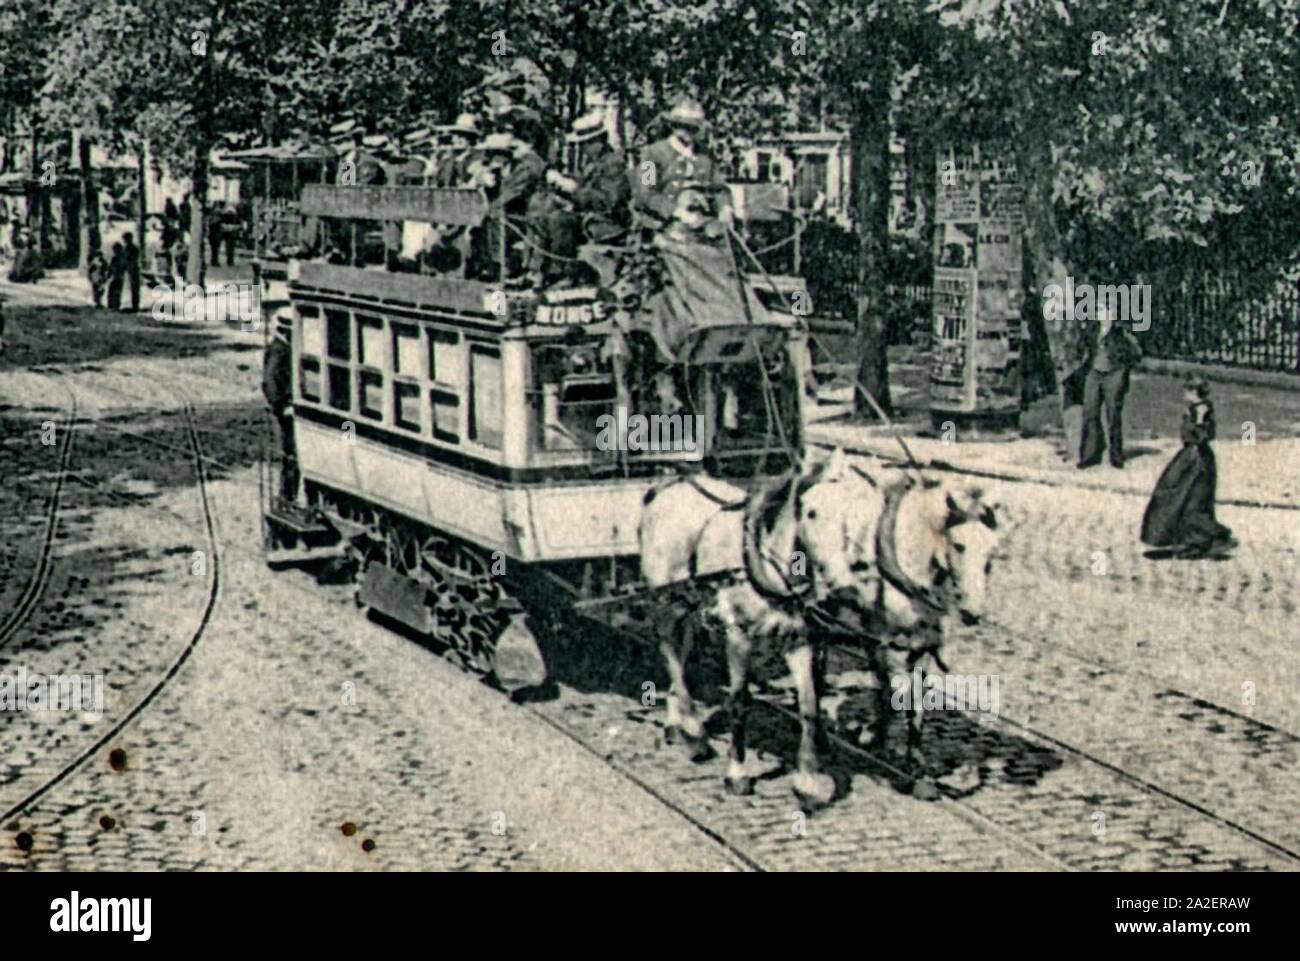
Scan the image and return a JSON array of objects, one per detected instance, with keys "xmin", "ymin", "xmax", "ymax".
[
  {"xmin": 876, "ymin": 479, "xmax": 946, "ymax": 616},
  {"xmin": 741, "ymin": 476, "xmax": 809, "ymax": 605}
]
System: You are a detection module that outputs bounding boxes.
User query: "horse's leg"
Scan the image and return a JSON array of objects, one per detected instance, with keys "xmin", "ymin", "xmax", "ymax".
[
  {"xmin": 722, "ymin": 619, "xmax": 754, "ymax": 795},
  {"xmin": 787, "ymin": 640, "xmax": 836, "ymax": 808},
  {"xmin": 659, "ymin": 621, "xmax": 684, "ymax": 740},
  {"xmin": 906, "ymin": 649, "xmax": 939, "ymax": 801},
  {"xmin": 812, "ymin": 639, "xmax": 831, "ymax": 754},
  {"xmin": 660, "ymin": 614, "xmax": 711, "ymax": 762}
]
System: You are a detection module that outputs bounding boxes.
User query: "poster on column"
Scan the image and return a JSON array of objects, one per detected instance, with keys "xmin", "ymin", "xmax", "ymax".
[{"xmin": 930, "ymin": 144, "xmax": 1025, "ymax": 420}]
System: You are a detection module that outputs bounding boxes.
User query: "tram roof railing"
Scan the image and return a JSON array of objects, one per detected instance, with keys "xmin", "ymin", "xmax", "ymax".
[
  {"xmin": 300, "ymin": 184, "xmax": 489, "ymax": 227},
  {"xmin": 288, "ymin": 260, "xmax": 530, "ymax": 323}
]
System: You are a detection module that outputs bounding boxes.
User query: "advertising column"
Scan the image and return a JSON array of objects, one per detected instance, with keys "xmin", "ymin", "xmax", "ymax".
[{"xmin": 930, "ymin": 145, "xmax": 1025, "ymax": 429}]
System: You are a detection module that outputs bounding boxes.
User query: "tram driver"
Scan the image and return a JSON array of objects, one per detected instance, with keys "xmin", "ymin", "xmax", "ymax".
[{"xmin": 262, "ymin": 310, "xmax": 300, "ymax": 504}]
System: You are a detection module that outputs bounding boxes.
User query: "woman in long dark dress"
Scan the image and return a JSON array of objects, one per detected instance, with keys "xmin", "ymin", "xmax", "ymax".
[{"xmin": 1140, "ymin": 378, "xmax": 1234, "ymax": 558}]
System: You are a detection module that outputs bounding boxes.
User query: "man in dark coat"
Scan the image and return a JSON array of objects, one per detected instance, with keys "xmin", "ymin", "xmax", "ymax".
[
  {"xmin": 569, "ymin": 112, "xmax": 631, "ymax": 245},
  {"xmin": 1077, "ymin": 304, "xmax": 1142, "ymax": 469},
  {"xmin": 106, "ymin": 242, "xmax": 126, "ymax": 310},
  {"xmin": 467, "ymin": 132, "xmax": 544, "ymax": 281},
  {"xmin": 548, "ymin": 112, "xmax": 632, "ymax": 286},
  {"xmin": 262, "ymin": 315, "xmax": 299, "ymax": 502},
  {"xmin": 208, "ymin": 203, "xmax": 225, "ymax": 267},
  {"xmin": 223, "ymin": 202, "xmax": 241, "ymax": 265},
  {"xmin": 432, "ymin": 114, "xmax": 482, "ymax": 188},
  {"xmin": 631, "ymin": 98, "xmax": 728, "ymax": 234},
  {"xmin": 121, "ymin": 232, "xmax": 141, "ymax": 311}
]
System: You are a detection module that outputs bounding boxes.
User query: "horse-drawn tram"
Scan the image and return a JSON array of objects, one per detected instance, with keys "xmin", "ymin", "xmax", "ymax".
[{"xmin": 263, "ymin": 183, "xmax": 811, "ymax": 692}]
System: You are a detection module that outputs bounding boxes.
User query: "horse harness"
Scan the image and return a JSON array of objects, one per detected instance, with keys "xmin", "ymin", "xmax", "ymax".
[{"xmin": 736, "ymin": 468, "xmax": 952, "ymax": 627}]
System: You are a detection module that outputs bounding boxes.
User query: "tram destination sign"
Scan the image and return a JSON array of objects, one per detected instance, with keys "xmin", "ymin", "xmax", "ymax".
[
  {"xmin": 532, "ymin": 287, "xmax": 610, "ymax": 326},
  {"xmin": 300, "ymin": 185, "xmax": 489, "ymax": 226}
]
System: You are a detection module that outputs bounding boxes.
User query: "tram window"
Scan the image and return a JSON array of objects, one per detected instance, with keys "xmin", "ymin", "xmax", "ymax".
[
  {"xmin": 431, "ymin": 389, "xmax": 459, "ymax": 444},
  {"xmin": 394, "ymin": 381, "xmax": 421, "ymax": 432},
  {"xmin": 328, "ymin": 363, "xmax": 351, "ymax": 412},
  {"xmin": 299, "ymin": 306, "xmax": 324, "ymax": 357},
  {"xmin": 529, "ymin": 341, "xmax": 614, "ymax": 451},
  {"xmin": 428, "ymin": 328, "xmax": 465, "ymax": 390},
  {"xmin": 326, "ymin": 308, "xmax": 351, "ymax": 361},
  {"xmin": 393, "ymin": 323, "xmax": 421, "ymax": 376},
  {"xmin": 357, "ymin": 315, "xmax": 385, "ymax": 367},
  {"xmin": 300, "ymin": 357, "xmax": 322, "ymax": 403},
  {"xmin": 469, "ymin": 345, "xmax": 503, "ymax": 449},
  {"xmin": 358, "ymin": 369, "xmax": 384, "ymax": 421}
]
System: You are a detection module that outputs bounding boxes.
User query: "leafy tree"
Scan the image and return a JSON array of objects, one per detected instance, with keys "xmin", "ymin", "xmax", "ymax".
[
  {"xmin": 925, "ymin": 0, "xmax": 1300, "ymax": 386},
  {"xmin": 0, "ymin": 0, "xmax": 54, "ymax": 242}
]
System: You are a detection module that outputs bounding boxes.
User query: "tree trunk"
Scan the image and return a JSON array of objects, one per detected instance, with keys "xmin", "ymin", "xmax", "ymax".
[
  {"xmin": 137, "ymin": 144, "xmax": 148, "ymax": 274},
  {"xmin": 188, "ymin": 10, "xmax": 216, "ymax": 289},
  {"xmin": 28, "ymin": 116, "xmax": 41, "ymax": 245},
  {"xmin": 850, "ymin": 87, "xmax": 894, "ymax": 419},
  {"xmin": 187, "ymin": 150, "xmax": 209, "ymax": 287},
  {"xmin": 64, "ymin": 179, "xmax": 81, "ymax": 268},
  {"xmin": 78, "ymin": 132, "xmax": 100, "ymax": 269},
  {"xmin": 1020, "ymin": 139, "xmax": 1075, "ymax": 394}
]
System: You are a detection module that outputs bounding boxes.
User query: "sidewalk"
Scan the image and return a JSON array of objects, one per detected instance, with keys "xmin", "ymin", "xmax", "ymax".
[
  {"xmin": 808, "ymin": 389, "xmax": 1300, "ymax": 512},
  {"xmin": 3, "ymin": 267, "xmax": 262, "ymax": 328}
]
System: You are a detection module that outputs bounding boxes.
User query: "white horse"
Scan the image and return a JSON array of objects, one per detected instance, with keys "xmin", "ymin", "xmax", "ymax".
[{"xmin": 638, "ymin": 448, "xmax": 1001, "ymax": 807}]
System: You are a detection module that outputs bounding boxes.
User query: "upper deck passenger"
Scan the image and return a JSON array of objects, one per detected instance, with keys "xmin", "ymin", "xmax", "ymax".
[{"xmin": 632, "ymin": 99, "xmax": 727, "ymax": 234}]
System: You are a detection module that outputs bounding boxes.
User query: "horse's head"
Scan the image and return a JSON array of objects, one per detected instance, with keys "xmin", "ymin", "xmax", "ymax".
[{"xmin": 919, "ymin": 480, "xmax": 1001, "ymax": 625}]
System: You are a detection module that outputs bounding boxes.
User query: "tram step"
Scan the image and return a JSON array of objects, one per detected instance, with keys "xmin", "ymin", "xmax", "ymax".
[
  {"xmin": 265, "ymin": 543, "xmax": 348, "ymax": 568},
  {"xmin": 266, "ymin": 502, "xmax": 333, "ymax": 536},
  {"xmin": 358, "ymin": 562, "xmax": 432, "ymax": 632}
]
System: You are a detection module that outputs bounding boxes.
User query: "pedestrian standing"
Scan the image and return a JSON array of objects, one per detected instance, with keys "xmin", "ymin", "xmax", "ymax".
[
  {"xmin": 262, "ymin": 314, "xmax": 299, "ymax": 503},
  {"xmin": 1140, "ymin": 377, "xmax": 1235, "ymax": 558},
  {"xmin": 164, "ymin": 197, "xmax": 180, "ymax": 235},
  {"xmin": 208, "ymin": 203, "xmax": 223, "ymax": 267},
  {"xmin": 106, "ymin": 241, "xmax": 126, "ymax": 310},
  {"xmin": 158, "ymin": 210, "xmax": 176, "ymax": 275},
  {"xmin": 121, "ymin": 232, "xmax": 141, "ymax": 311},
  {"xmin": 1077, "ymin": 304, "xmax": 1142, "ymax": 469},
  {"xmin": 220, "ymin": 202, "xmax": 239, "ymax": 266},
  {"xmin": 87, "ymin": 248, "xmax": 109, "ymax": 308}
]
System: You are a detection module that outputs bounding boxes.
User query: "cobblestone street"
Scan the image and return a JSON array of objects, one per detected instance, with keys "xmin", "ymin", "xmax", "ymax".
[{"xmin": 1, "ymin": 294, "xmax": 1297, "ymax": 871}]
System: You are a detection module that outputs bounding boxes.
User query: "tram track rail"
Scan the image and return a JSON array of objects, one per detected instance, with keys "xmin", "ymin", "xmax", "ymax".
[
  {"xmin": 0, "ymin": 393, "xmax": 77, "ymax": 653},
  {"xmin": 0, "ymin": 384, "xmax": 221, "ymax": 827},
  {"xmin": 5, "ymin": 365, "xmax": 1295, "ymax": 870},
  {"xmin": 5, "ymin": 367, "xmax": 771, "ymax": 871},
  {"xmin": 823, "ymin": 642, "xmax": 1300, "ymax": 868}
]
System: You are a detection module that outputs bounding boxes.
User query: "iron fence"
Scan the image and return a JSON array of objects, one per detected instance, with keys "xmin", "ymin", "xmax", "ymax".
[{"xmin": 881, "ymin": 273, "xmax": 1300, "ymax": 374}]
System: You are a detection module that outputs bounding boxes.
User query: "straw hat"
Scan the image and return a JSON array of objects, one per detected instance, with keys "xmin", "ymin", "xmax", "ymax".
[
  {"xmin": 405, "ymin": 127, "xmax": 436, "ymax": 148},
  {"xmin": 660, "ymin": 98, "xmax": 707, "ymax": 130},
  {"xmin": 570, "ymin": 111, "xmax": 607, "ymax": 143},
  {"xmin": 440, "ymin": 113, "xmax": 481, "ymax": 139},
  {"xmin": 481, "ymin": 132, "xmax": 519, "ymax": 154}
]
